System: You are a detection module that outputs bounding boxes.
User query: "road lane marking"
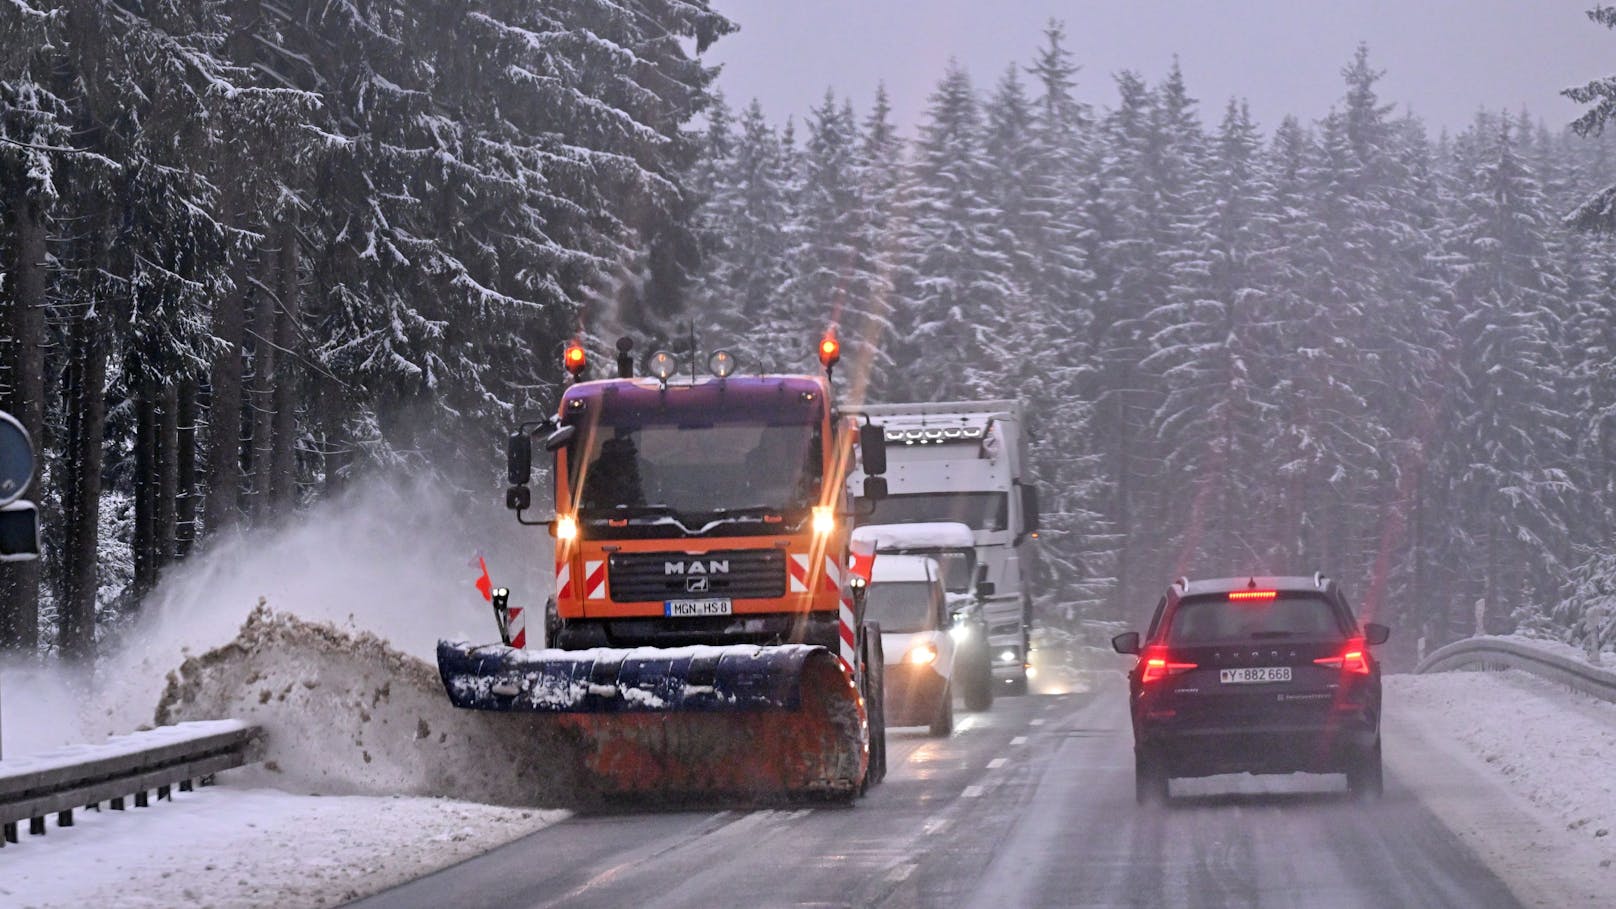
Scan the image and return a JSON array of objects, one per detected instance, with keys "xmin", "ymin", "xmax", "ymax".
[
  {"xmin": 962, "ymin": 784, "xmax": 985, "ymax": 798},
  {"xmin": 1030, "ymin": 719, "xmax": 1045, "ymax": 726},
  {"xmin": 987, "ymin": 757, "xmax": 1007, "ymax": 769},
  {"xmin": 923, "ymin": 818, "xmax": 949, "ymax": 836},
  {"xmin": 1010, "ymin": 735, "xmax": 1028, "ymax": 746},
  {"xmin": 886, "ymin": 863, "xmax": 917, "ymax": 883}
]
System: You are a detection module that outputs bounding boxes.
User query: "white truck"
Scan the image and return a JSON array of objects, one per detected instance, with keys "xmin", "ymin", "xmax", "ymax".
[{"xmin": 849, "ymin": 400, "xmax": 1041, "ymax": 694}]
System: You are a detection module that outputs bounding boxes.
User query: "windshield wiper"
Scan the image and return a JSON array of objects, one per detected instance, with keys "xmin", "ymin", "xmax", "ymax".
[{"xmin": 587, "ymin": 504, "xmax": 677, "ymax": 519}]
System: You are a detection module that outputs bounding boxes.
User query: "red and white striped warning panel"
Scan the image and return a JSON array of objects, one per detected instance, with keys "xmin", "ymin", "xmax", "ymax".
[
  {"xmin": 508, "ymin": 606, "xmax": 527, "ymax": 649},
  {"xmin": 585, "ymin": 559, "xmax": 607, "ymax": 600}
]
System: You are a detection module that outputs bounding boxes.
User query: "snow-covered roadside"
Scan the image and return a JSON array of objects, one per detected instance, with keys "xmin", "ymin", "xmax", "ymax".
[
  {"xmin": 1386, "ymin": 670, "xmax": 1616, "ymax": 906},
  {"xmin": 0, "ymin": 777, "xmax": 566, "ymax": 909}
]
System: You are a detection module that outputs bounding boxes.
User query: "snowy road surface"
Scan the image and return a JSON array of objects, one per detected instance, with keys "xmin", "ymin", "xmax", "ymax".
[{"xmin": 349, "ymin": 671, "xmax": 1614, "ymax": 909}]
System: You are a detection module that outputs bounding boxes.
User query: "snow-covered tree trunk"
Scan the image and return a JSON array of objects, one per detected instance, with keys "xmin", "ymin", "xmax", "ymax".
[
  {"xmin": 58, "ymin": 312, "xmax": 106, "ymax": 661},
  {"xmin": 0, "ymin": 194, "xmax": 47, "ymax": 652}
]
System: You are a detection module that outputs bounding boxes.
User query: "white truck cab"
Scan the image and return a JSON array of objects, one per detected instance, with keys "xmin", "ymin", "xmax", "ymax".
[
  {"xmin": 866, "ymin": 554, "xmax": 956, "ymax": 736},
  {"xmin": 850, "ymin": 400, "xmax": 1041, "ymax": 694}
]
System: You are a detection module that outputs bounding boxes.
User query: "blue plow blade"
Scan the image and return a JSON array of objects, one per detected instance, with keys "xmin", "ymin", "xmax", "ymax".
[{"xmin": 436, "ymin": 639, "xmax": 829, "ymax": 713}]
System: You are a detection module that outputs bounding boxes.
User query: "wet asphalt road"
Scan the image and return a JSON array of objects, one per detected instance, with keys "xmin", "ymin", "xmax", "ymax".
[{"xmin": 349, "ymin": 674, "xmax": 1520, "ymax": 909}]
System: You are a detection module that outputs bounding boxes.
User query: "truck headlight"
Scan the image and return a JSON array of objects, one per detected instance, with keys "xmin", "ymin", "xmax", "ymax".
[
  {"xmin": 811, "ymin": 505, "xmax": 835, "ymax": 535},
  {"xmin": 950, "ymin": 624, "xmax": 971, "ymax": 642},
  {"xmin": 998, "ymin": 649, "xmax": 1017, "ymax": 663}
]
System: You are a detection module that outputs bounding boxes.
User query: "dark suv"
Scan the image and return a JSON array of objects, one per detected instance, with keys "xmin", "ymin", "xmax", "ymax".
[{"xmin": 1112, "ymin": 574, "xmax": 1390, "ymax": 804}]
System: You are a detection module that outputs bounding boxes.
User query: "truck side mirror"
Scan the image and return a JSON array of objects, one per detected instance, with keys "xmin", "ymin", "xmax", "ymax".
[
  {"xmin": 861, "ymin": 476, "xmax": 888, "ymax": 501},
  {"xmin": 1019, "ymin": 482, "xmax": 1040, "ymax": 533},
  {"xmin": 505, "ymin": 486, "xmax": 532, "ymax": 511},
  {"xmin": 508, "ymin": 432, "xmax": 532, "ymax": 485},
  {"xmin": 543, "ymin": 424, "xmax": 576, "ymax": 452},
  {"xmin": 976, "ymin": 580, "xmax": 996, "ymax": 598},
  {"xmin": 859, "ymin": 423, "xmax": 887, "ymax": 475}
]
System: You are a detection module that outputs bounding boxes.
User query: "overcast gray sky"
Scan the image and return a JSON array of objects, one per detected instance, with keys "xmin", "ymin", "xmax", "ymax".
[{"xmin": 704, "ymin": 1, "xmax": 1614, "ymax": 136}]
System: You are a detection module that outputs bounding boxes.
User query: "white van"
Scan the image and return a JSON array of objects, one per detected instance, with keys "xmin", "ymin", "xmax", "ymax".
[{"xmin": 866, "ymin": 554, "xmax": 956, "ymax": 736}]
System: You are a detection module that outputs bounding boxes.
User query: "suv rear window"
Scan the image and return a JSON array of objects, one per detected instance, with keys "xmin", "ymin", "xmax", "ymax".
[{"xmin": 1165, "ymin": 593, "xmax": 1347, "ymax": 645}]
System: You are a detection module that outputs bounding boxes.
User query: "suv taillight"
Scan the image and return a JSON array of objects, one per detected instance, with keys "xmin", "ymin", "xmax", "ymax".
[
  {"xmin": 1139, "ymin": 647, "xmax": 1197, "ymax": 684},
  {"xmin": 1314, "ymin": 638, "xmax": 1371, "ymax": 675}
]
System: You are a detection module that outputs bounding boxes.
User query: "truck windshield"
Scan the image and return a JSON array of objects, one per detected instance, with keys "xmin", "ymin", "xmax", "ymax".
[
  {"xmin": 864, "ymin": 581, "xmax": 938, "ymax": 633},
  {"xmin": 575, "ymin": 420, "xmax": 822, "ymax": 516},
  {"xmin": 856, "ymin": 492, "xmax": 1008, "ymax": 532}
]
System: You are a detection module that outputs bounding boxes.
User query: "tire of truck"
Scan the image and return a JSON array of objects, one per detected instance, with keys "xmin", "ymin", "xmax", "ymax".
[
  {"xmin": 928, "ymin": 681, "xmax": 954, "ymax": 737},
  {"xmin": 861, "ymin": 623, "xmax": 887, "ymax": 790},
  {"xmin": 962, "ymin": 647, "xmax": 994, "ymax": 712},
  {"xmin": 543, "ymin": 596, "xmax": 561, "ymax": 648}
]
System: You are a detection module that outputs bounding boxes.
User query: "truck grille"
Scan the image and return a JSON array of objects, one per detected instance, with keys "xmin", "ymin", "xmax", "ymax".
[{"xmin": 607, "ymin": 549, "xmax": 788, "ymax": 602}]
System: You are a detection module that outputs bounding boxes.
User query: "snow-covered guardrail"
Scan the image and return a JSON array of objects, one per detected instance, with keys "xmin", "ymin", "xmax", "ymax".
[
  {"xmin": 0, "ymin": 719, "xmax": 258, "ymax": 847},
  {"xmin": 1414, "ymin": 635, "xmax": 1616, "ymax": 705}
]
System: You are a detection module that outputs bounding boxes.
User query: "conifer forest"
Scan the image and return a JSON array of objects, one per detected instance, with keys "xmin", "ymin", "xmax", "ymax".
[{"xmin": 7, "ymin": 2, "xmax": 1616, "ymax": 667}]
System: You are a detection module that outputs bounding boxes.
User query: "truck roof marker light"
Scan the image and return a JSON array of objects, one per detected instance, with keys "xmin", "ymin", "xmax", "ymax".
[
  {"xmin": 648, "ymin": 351, "xmax": 678, "ymax": 385},
  {"xmin": 564, "ymin": 343, "xmax": 587, "ymax": 378},
  {"xmin": 818, "ymin": 335, "xmax": 840, "ymax": 369},
  {"xmin": 1228, "ymin": 590, "xmax": 1277, "ymax": 601},
  {"xmin": 709, "ymin": 349, "xmax": 737, "ymax": 378}
]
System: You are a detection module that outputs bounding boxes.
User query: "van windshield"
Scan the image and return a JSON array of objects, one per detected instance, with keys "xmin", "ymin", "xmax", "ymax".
[{"xmin": 864, "ymin": 581, "xmax": 938, "ymax": 633}]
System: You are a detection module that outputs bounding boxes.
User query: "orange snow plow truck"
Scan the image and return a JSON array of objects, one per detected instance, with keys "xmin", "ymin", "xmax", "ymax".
[{"xmin": 437, "ymin": 335, "xmax": 891, "ymax": 800}]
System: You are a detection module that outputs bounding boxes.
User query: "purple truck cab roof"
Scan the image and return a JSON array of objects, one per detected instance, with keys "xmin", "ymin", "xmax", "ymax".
[{"xmin": 558, "ymin": 374, "xmax": 830, "ymax": 425}]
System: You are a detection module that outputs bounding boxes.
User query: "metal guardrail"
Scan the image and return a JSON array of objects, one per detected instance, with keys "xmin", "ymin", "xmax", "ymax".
[
  {"xmin": 1414, "ymin": 635, "xmax": 1616, "ymax": 705},
  {"xmin": 0, "ymin": 719, "xmax": 258, "ymax": 846}
]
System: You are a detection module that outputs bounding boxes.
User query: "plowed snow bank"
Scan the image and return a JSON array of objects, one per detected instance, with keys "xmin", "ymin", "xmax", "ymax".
[{"xmin": 155, "ymin": 605, "xmax": 583, "ymax": 806}]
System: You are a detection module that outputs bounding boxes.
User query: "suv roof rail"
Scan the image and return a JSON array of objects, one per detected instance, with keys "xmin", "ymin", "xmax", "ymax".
[
  {"xmin": 1314, "ymin": 570, "xmax": 1326, "ymax": 589},
  {"xmin": 1174, "ymin": 576, "xmax": 1189, "ymax": 592}
]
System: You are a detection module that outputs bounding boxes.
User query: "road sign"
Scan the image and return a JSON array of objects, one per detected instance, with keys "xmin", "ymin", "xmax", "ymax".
[{"xmin": 0, "ymin": 410, "xmax": 32, "ymax": 507}]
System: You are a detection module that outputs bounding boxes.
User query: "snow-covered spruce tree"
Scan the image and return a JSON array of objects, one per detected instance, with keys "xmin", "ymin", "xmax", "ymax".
[
  {"xmin": 1442, "ymin": 115, "xmax": 1572, "ymax": 634},
  {"xmin": 1016, "ymin": 21, "xmax": 1110, "ymax": 618},
  {"xmin": 0, "ymin": 0, "xmax": 69, "ymax": 652},
  {"xmin": 850, "ymin": 85, "xmax": 911, "ymax": 401},
  {"xmin": 1563, "ymin": 4, "xmax": 1616, "ymax": 233},
  {"xmin": 695, "ymin": 99, "xmax": 795, "ymax": 370},
  {"xmin": 1144, "ymin": 98, "xmax": 1277, "ymax": 574},
  {"xmin": 779, "ymin": 92, "xmax": 894, "ymax": 399},
  {"xmin": 897, "ymin": 61, "xmax": 1022, "ymax": 402}
]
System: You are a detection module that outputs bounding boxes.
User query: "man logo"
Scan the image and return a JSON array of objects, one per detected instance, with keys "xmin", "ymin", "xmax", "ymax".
[
  {"xmin": 664, "ymin": 560, "xmax": 730, "ymax": 575},
  {"xmin": 686, "ymin": 576, "xmax": 711, "ymax": 593}
]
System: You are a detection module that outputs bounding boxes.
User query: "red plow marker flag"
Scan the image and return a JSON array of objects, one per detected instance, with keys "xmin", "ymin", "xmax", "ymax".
[
  {"xmin": 849, "ymin": 537, "xmax": 877, "ymax": 584},
  {"xmin": 475, "ymin": 556, "xmax": 493, "ymax": 602}
]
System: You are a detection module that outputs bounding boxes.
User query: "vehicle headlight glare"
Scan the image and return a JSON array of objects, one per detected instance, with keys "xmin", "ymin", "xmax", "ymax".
[
  {"xmin": 950, "ymin": 624, "xmax": 970, "ymax": 642},
  {"xmin": 999, "ymin": 649, "xmax": 1017, "ymax": 663},
  {"xmin": 811, "ymin": 505, "xmax": 835, "ymax": 535},
  {"xmin": 907, "ymin": 643, "xmax": 938, "ymax": 666},
  {"xmin": 555, "ymin": 515, "xmax": 579, "ymax": 542}
]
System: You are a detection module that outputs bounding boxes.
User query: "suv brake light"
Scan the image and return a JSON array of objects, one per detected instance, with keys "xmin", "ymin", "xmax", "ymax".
[
  {"xmin": 1140, "ymin": 647, "xmax": 1197, "ymax": 684},
  {"xmin": 1314, "ymin": 638, "xmax": 1371, "ymax": 675}
]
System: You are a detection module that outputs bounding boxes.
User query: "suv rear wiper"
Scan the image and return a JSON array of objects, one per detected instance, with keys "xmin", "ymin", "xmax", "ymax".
[{"xmin": 1250, "ymin": 631, "xmax": 1298, "ymax": 639}]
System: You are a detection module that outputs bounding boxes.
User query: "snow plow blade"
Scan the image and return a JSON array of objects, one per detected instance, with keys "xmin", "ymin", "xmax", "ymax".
[{"xmin": 436, "ymin": 640, "xmax": 868, "ymax": 799}]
